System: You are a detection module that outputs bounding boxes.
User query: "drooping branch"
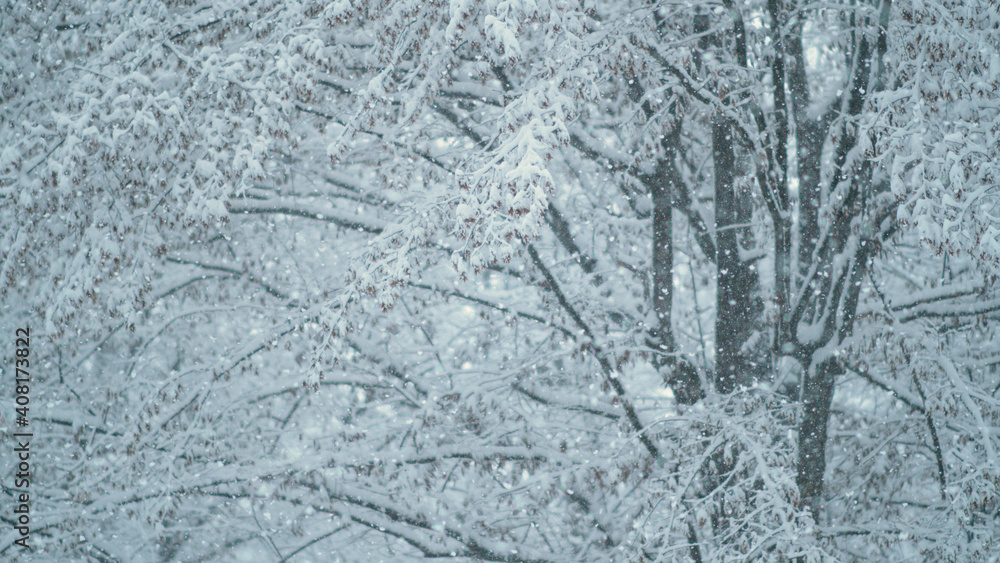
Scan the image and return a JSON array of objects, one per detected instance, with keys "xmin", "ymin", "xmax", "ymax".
[
  {"xmin": 513, "ymin": 382, "xmax": 620, "ymax": 420},
  {"xmin": 408, "ymin": 281, "xmax": 577, "ymax": 339},
  {"xmin": 165, "ymin": 256, "xmax": 289, "ymax": 300},
  {"xmin": 430, "ymin": 92, "xmax": 602, "ymax": 279},
  {"xmin": 527, "ymin": 244, "xmax": 660, "ymax": 459},
  {"xmin": 850, "ymin": 366, "xmax": 947, "ymax": 501},
  {"xmin": 225, "ymin": 198, "xmax": 385, "ymax": 234},
  {"xmin": 544, "ymin": 203, "xmax": 598, "ymax": 274},
  {"xmin": 896, "ymin": 298, "xmax": 1000, "ymax": 322},
  {"xmin": 327, "ymin": 487, "xmax": 556, "ymax": 563}
]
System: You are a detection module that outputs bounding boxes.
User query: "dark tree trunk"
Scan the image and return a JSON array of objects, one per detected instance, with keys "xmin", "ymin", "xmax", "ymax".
[
  {"xmin": 791, "ymin": 11, "xmax": 891, "ymax": 518},
  {"xmin": 712, "ymin": 112, "xmax": 764, "ymax": 394},
  {"xmin": 796, "ymin": 355, "xmax": 837, "ymax": 516},
  {"xmin": 651, "ymin": 154, "xmax": 674, "ymax": 355},
  {"xmin": 785, "ymin": 17, "xmax": 828, "ymax": 284},
  {"xmin": 648, "ymin": 116, "xmax": 705, "ymax": 405}
]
